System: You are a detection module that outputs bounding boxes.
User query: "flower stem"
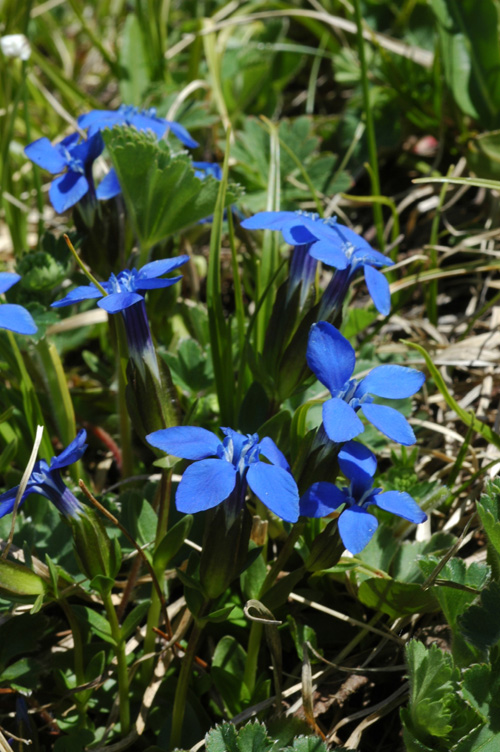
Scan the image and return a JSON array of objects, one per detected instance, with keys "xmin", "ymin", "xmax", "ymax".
[
  {"xmin": 170, "ymin": 619, "xmax": 205, "ymax": 749},
  {"xmin": 103, "ymin": 592, "xmax": 130, "ymax": 736}
]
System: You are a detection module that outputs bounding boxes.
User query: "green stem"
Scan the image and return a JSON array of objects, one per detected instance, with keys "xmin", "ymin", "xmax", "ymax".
[
  {"xmin": 352, "ymin": 0, "xmax": 384, "ymax": 251},
  {"xmin": 103, "ymin": 592, "xmax": 130, "ymax": 736},
  {"xmin": 60, "ymin": 600, "xmax": 90, "ymax": 724},
  {"xmin": 170, "ymin": 620, "xmax": 204, "ymax": 749},
  {"xmin": 108, "ymin": 316, "xmax": 133, "ymax": 478}
]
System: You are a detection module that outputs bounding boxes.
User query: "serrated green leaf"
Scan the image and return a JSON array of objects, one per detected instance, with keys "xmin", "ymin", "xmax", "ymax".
[
  {"xmin": 103, "ymin": 127, "xmax": 242, "ymax": 255},
  {"xmin": 477, "ymin": 479, "xmax": 500, "ymax": 558},
  {"xmin": 237, "ymin": 722, "xmax": 273, "ymax": 752},
  {"xmin": 462, "ymin": 661, "xmax": 500, "ymax": 725},
  {"xmin": 404, "ymin": 641, "xmax": 458, "ymax": 739},
  {"xmin": 459, "ymin": 581, "xmax": 500, "ymax": 651},
  {"xmin": 288, "ymin": 738, "xmax": 329, "ymax": 752},
  {"xmin": 206, "ymin": 723, "xmax": 239, "ymax": 752}
]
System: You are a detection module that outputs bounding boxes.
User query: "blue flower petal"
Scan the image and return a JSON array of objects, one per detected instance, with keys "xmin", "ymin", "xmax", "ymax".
[
  {"xmin": 356, "ymin": 365, "xmax": 425, "ymax": 400},
  {"xmin": 50, "ymin": 429, "xmax": 88, "ymax": 470},
  {"xmin": 258, "ymin": 436, "xmax": 290, "ymax": 471},
  {"xmin": 0, "ymin": 304, "xmax": 37, "ymax": 335},
  {"xmin": 372, "ymin": 491, "xmax": 427, "ymax": 523},
  {"xmin": 247, "ymin": 462, "xmax": 299, "ymax": 522},
  {"xmin": 165, "ymin": 120, "xmax": 199, "ymax": 148},
  {"xmin": 281, "ymin": 222, "xmax": 317, "ymax": 246},
  {"xmin": 133, "ymin": 276, "xmax": 183, "ymax": 290},
  {"xmin": 364, "ymin": 265, "xmax": 390, "ymax": 315},
  {"xmin": 138, "ymin": 256, "xmax": 190, "ymax": 279},
  {"xmin": 361, "ymin": 402, "xmax": 416, "ymax": 445},
  {"xmin": 241, "ymin": 211, "xmax": 297, "ymax": 231},
  {"xmin": 176, "ymin": 458, "xmax": 237, "ymax": 513},
  {"xmin": 0, "ymin": 272, "xmax": 20, "ymax": 295},
  {"xmin": 338, "ymin": 506, "xmax": 378, "ymax": 554},
  {"xmin": 49, "ymin": 172, "xmax": 89, "ymax": 213},
  {"xmin": 51, "ymin": 284, "xmax": 102, "ymax": 308},
  {"xmin": 300, "ymin": 482, "xmax": 346, "ymax": 517},
  {"xmin": 78, "ymin": 110, "xmax": 124, "ymax": 131},
  {"xmin": 307, "ymin": 321, "xmax": 356, "ymax": 392},
  {"xmin": 220, "ymin": 427, "xmax": 249, "ymax": 458},
  {"xmin": 97, "ymin": 292, "xmax": 143, "ymax": 313},
  {"xmin": 146, "ymin": 426, "xmax": 222, "ymax": 460},
  {"xmin": 71, "ymin": 132, "xmax": 104, "ymax": 165},
  {"xmin": 338, "ymin": 440, "xmax": 376, "ymax": 480},
  {"xmin": 129, "ymin": 112, "xmax": 168, "ymax": 139},
  {"xmin": 308, "ymin": 239, "xmax": 349, "ymax": 270},
  {"xmin": 352, "ymin": 247, "xmax": 393, "ymax": 268},
  {"xmin": 323, "ymin": 398, "xmax": 364, "ymax": 443},
  {"xmin": 24, "ymin": 138, "xmax": 67, "ymax": 173},
  {"xmin": 96, "ymin": 168, "xmax": 122, "ymax": 200},
  {"xmin": 0, "ymin": 485, "xmax": 24, "ymax": 518}
]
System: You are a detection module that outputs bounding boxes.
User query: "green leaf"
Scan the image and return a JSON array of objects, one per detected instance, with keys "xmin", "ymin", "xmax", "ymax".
[
  {"xmin": 153, "ymin": 515, "xmax": 193, "ymax": 571},
  {"xmin": 0, "ymin": 558, "xmax": 47, "ymax": 602},
  {"xmin": 206, "ymin": 723, "xmax": 239, "ymax": 752},
  {"xmin": 122, "ymin": 601, "xmax": 150, "ymax": 640},
  {"xmin": 467, "ymin": 130, "xmax": 500, "ymax": 181},
  {"xmin": 403, "ymin": 641, "xmax": 458, "ymax": 739},
  {"xmin": 462, "ymin": 661, "xmax": 500, "ymax": 725},
  {"xmin": 459, "ymin": 581, "xmax": 500, "ymax": 651},
  {"xmin": 358, "ymin": 577, "xmax": 438, "ymax": 619},
  {"xmin": 118, "ymin": 14, "xmax": 151, "ymax": 106},
  {"xmin": 430, "ymin": 0, "xmax": 500, "ymax": 126},
  {"xmin": 477, "ymin": 479, "xmax": 500, "ymax": 561},
  {"xmin": 103, "ymin": 127, "xmax": 242, "ymax": 256},
  {"xmin": 418, "ymin": 556, "xmax": 490, "ymax": 627},
  {"xmin": 211, "ymin": 636, "xmax": 249, "ymax": 716},
  {"xmin": 202, "ymin": 605, "xmax": 236, "ymax": 624}
]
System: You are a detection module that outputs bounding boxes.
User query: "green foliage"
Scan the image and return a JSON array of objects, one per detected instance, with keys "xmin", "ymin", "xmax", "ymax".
[
  {"xmin": 459, "ymin": 581, "xmax": 500, "ymax": 653},
  {"xmin": 205, "ymin": 721, "xmax": 352, "ymax": 752},
  {"xmin": 430, "ymin": 0, "xmax": 500, "ymax": 128},
  {"xmin": 103, "ymin": 127, "xmax": 242, "ymax": 257}
]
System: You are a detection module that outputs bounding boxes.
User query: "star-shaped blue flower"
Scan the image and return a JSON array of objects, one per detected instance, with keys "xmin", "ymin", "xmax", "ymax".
[
  {"xmin": 24, "ymin": 132, "xmax": 104, "ymax": 213},
  {"xmin": 300, "ymin": 440, "xmax": 427, "ymax": 554},
  {"xmin": 146, "ymin": 426, "xmax": 300, "ymax": 522},
  {"xmin": 241, "ymin": 211, "xmax": 393, "ymax": 314},
  {"xmin": 50, "ymin": 257, "xmax": 189, "ymax": 313},
  {"xmin": 0, "ymin": 430, "xmax": 87, "ymax": 519},
  {"xmin": 78, "ymin": 105, "xmax": 199, "ymax": 148},
  {"xmin": 307, "ymin": 321, "xmax": 425, "ymax": 445},
  {"xmin": 0, "ymin": 273, "xmax": 37, "ymax": 335}
]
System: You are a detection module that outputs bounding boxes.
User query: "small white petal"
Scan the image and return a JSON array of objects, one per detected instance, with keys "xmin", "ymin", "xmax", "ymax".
[{"xmin": 0, "ymin": 34, "xmax": 31, "ymax": 61}]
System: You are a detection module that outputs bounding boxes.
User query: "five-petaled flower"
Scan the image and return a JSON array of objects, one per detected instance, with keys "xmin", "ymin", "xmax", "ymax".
[
  {"xmin": 0, "ymin": 430, "xmax": 87, "ymax": 519},
  {"xmin": 241, "ymin": 211, "xmax": 393, "ymax": 314},
  {"xmin": 24, "ymin": 132, "xmax": 104, "ymax": 213},
  {"xmin": 307, "ymin": 321, "xmax": 425, "ymax": 445},
  {"xmin": 146, "ymin": 426, "xmax": 300, "ymax": 523},
  {"xmin": 300, "ymin": 440, "xmax": 427, "ymax": 554},
  {"xmin": 0, "ymin": 273, "xmax": 37, "ymax": 335},
  {"xmin": 51, "ymin": 257, "xmax": 188, "ymax": 378}
]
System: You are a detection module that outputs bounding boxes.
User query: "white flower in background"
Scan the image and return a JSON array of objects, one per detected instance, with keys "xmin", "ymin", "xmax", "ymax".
[{"xmin": 0, "ymin": 34, "xmax": 31, "ymax": 61}]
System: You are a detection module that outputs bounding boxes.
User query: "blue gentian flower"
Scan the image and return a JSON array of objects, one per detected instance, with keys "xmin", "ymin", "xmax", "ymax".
[
  {"xmin": 0, "ymin": 430, "xmax": 87, "ymax": 519},
  {"xmin": 300, "ymin": 440, "xmax": 427, "ymax": 554},
  {"xmin": 78, "ymin": 105, "xmax": 199, "ymax": 148},
  {"xmin": 307, "ymin": 321, "xmax": 425, "ymax": 445},
  {"xmin": 0, "ymin": 272, "xmax": 37, "ymax": 335},
  {"xmin": 51, "ymin": 257, "xmax": 188, "ymax": 378},
  {"xmin": 24, "ymin": 132, "xmax": 104, "ymax": 213},
  {"xmin": 146, "ymin": 426, "xmax": 300, "ymax": 523},
  {"xmin": 241, "ymin": 211, "xmax": 393, "ymax": 313}
]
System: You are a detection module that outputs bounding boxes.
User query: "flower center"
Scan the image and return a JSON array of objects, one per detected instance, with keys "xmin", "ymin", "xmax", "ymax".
[{"xmin": 107, "ymin": 269, "xmax": 139, "ymax": 294}]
